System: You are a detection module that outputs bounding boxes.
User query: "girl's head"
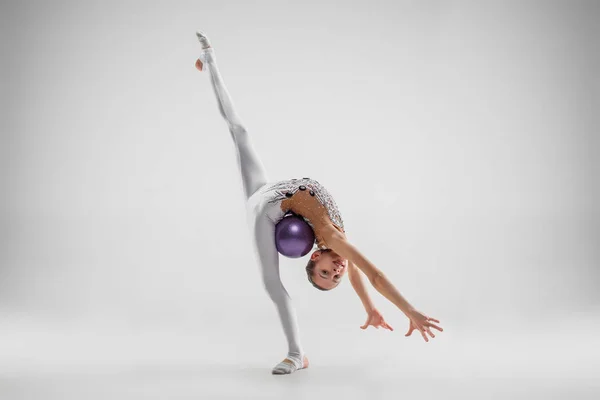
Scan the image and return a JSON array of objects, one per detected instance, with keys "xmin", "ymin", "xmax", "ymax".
[{"xmin": 305, "ymin": 249, "xmax": 348, "ymax": 291}]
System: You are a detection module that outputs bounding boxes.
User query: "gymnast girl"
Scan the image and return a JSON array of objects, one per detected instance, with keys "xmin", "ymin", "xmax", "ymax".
[{"xmin": 194, "ymin": 31, "xmax": 443, "ymax": 375}]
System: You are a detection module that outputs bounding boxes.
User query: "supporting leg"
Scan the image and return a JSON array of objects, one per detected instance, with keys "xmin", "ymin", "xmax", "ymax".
[{"xmin": 249, "ymin": 210, "xmax": 308, "ymax": 374}]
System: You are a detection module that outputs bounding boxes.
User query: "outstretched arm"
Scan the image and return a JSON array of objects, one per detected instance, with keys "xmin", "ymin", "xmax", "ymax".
[
  {"xmin": 347, "ymin": 261, "xmax": 375, "ymax": 312},
  {"xmin": 323, "ymin": 225, "xmax": 443, "ymax": 341},
  {"xmin": 348, "ymin": 260, "xmax": 394, "ymax": 331},
  {"xmin": 328, "ymin": 228, "xmax": 413, "ymax": 313}
]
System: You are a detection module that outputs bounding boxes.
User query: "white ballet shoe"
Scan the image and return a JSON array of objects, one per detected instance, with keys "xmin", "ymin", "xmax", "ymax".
[
  {"xmin": 271, "ymin": 354, "xmax": 309, "ymax": 375},
  {"xmin": 196, "ymin": 31, "xmax": 212, "ymax": 49},
  {"xmin": 196, "ymin": 31, "xmax": 215, "ymax": 65}
]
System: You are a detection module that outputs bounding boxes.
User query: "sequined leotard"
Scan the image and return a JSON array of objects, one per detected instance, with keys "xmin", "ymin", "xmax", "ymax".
[{"xmin": 256, "ymin": 177, "xmax": 345, "ymax": 250}]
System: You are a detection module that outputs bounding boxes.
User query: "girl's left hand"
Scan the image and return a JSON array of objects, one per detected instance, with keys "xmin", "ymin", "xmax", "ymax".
[
  {"xmin": 360, "ymin": 308, "xmax": 394, "ymax": 331},
  {"xmin": 404, "ymin": 309, "xmax": 443, "ymax": 342}
]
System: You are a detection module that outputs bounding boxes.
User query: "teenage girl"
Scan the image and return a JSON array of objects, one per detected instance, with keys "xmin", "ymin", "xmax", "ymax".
[{"xmin": 195, "ymin": 31, "xmax": 443, "ymax": 375}]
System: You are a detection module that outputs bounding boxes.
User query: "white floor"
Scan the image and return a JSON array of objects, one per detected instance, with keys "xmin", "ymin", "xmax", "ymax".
[{"xmin": 1, "ymin": 313, "xmax": 598, "ymax": 400}]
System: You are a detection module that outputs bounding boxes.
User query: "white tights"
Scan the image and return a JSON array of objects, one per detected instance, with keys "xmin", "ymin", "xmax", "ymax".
[{"xmin": 198, "ymin": 48, "xmax": 305, "ymax": 372}]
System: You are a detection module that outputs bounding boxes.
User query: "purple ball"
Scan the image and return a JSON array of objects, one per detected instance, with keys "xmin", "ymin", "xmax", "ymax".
[{"xmin": 275, "ymin": 214, "xmax": 315, "ymax": 258}]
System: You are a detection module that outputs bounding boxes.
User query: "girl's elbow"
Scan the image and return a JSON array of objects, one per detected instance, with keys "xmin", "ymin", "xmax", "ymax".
[{"xmin": 368, "ymin": 270, "xmax": 384, "ymax": 288}]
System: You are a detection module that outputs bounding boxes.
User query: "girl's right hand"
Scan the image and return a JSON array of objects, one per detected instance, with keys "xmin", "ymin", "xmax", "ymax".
[
  {"xmin": 404, "ymin": 309, "xmax": 443, "ymax": 342},
  {"xmin": 360, "ymin": 308, "xmax": 394, "ymax": 331}
]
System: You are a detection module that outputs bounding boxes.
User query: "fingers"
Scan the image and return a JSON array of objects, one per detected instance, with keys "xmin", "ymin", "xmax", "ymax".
[
  {"xmin": 360, "ymin": 316, "xmax": 370, "ymax": 330},
  {"xmin": 361, "ymin": 324, "xmax": 389, "ymax": 331},
  {"xmin": 379, "ymin": 317, "xmax": 393, "ymax": 331},
  {"xmin": 419, "ymin": 327, "xmax": 429, "ymax": 342},
  {"xmin": 361, "ymin": 315, "xmax": 394, "ymax": 331},
  {"xmin": 406, "ymin": 322, "xmax": 435, "ymax": 341},
  {"xmin": 424, "ymin": 319, "xmax": 443, "ymax": 332},
  {"xmin": 195, "ymin": 59, "xmax": 203, "ymax": 71},
  {"xmin": 425, "ymin": 317, "xmax": 443, "ymax": 332},
  {"xmin": 425, "ymin": 326, "xmax": 435, "ymax": 339},
  {"xmin": 404, "ymin": 315, "xmax": 443, "ymax": 341}
]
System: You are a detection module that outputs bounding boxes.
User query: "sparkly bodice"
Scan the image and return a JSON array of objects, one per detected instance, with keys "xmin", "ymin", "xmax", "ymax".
[{"xmin": 264, "ymin": 177, "xmax": 345, "ymax": 249}]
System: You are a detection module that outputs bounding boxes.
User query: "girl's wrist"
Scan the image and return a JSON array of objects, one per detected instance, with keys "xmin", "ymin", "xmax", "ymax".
[
  {"xmin": 362, "ymin": 300, "xmax": 375, "ymax": 313},
  {"xmin": 401, "ymin": 304, "xmax": 415, "ymax": 316}
]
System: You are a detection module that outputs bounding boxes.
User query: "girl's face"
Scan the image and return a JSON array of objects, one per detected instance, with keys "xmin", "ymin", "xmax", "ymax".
[{"xmin": 310, "ymin": 250, "xmax": 348, "ymax": 290}]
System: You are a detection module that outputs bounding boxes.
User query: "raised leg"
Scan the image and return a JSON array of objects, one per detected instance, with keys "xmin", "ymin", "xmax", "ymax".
[{"xmin": 197, "ymin": 32, "xmax": 268, "ymax": 200}]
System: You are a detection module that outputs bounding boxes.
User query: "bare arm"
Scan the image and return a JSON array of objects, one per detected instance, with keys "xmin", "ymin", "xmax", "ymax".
[
  {"xmin": 324, "ymin": 225, "xmax": 414, "ymax": 315},
  {"xmin": 347, "ymin": 260, "xmax": 375, "ymax": 312},
  {"xmin": 323, "ymin": 225, "xmax": 444, "ymax": 341},
  {"xmin": 348, "ymin": 259, "xmax": 395, "ymax": 331}
]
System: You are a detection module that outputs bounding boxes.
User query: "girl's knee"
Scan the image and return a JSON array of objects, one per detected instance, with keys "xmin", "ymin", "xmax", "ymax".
[
  {"xmin": 229, "ymin": 123, "xmax": 248, "ymax": 141},
  {"xmin": 262, "ymin": 277, "xmax": 286, "ymax": 301}
]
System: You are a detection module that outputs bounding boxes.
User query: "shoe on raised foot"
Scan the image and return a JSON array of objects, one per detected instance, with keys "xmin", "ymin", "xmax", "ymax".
[{"xmin": 196, "ymin": 31, "xmax": 212, "ymax": 49}]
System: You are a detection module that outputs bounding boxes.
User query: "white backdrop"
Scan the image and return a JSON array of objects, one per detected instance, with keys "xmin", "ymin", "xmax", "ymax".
[{"xmin": 1, "ymin": 1, "xmax": 599, "ymax": 399}]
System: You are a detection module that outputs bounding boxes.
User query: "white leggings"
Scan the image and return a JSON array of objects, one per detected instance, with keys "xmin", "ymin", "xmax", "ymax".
[{"xmin": 199, "ymin": 48, "xmax": 304, "ymax": 362}]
